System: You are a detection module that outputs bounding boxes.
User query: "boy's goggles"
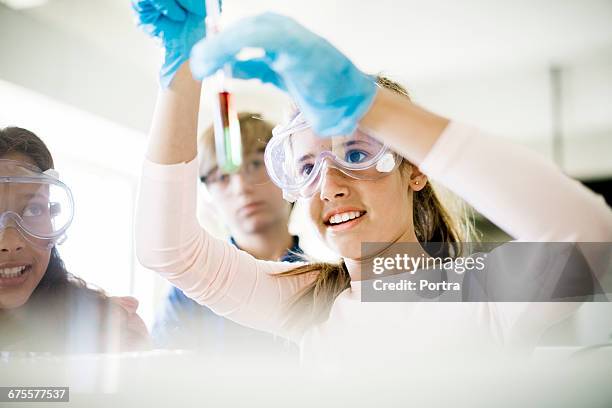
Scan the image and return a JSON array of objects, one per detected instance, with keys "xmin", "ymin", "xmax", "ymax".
[
  {"xmin": 264, "ymin": 112, "xmax": 401, "ymax": 202},
  {"xmin": 0, "ymin": 159, "xmax": 74, "ymax": 247}
]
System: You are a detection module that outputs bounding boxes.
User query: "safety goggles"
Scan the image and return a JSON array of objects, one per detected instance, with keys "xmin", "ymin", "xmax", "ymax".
[
  {"xmin": 264, "ymin": 112, "xmax": 402, "ymax": 202},
  {"xmin": 0, "ymin": 159, "xmax": 74, "ymax": 248},
  {"xmin": 200, "ymin": 151, "xmax": 270, "ymax": 192}
]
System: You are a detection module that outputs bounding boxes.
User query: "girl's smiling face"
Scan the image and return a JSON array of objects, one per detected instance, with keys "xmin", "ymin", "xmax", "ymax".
[
  {"xmin": 0, "ymin": 152, "xmax": 52, "ymax": 309},
  {"xmin": 306, "ymin": 166, "xmax": 413, "ymax": 260},
  {"xmin": 291, "ymin": 130, "xmax": 427, "ymax": 260}
]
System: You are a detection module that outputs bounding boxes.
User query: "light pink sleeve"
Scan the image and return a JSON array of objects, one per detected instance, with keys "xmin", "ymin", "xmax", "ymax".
[
  {"xmin": 419, "ymin": 122, "xmax": 612, "ymax": 346},
  {"xmin": 135, "ymin": 158, "xmax": 316, "ymax": 340},
  {"xmin": 419, "ymin": 121, "xmax": 612, "ymax": 243}
]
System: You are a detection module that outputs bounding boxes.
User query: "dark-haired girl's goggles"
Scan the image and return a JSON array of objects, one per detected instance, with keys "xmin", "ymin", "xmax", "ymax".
[{"xmin": 0, "ymin": 160, "xmax": 74, "ymax": 247}]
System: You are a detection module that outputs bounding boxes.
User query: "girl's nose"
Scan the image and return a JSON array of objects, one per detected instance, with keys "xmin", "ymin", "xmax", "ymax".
[
  {"xmin": 319, "ymin": 165, "xmax": 350, "ymax": 202},
  {"xmin": 0, "ymin": 226, "xmax": 26, "ymax": 253}
]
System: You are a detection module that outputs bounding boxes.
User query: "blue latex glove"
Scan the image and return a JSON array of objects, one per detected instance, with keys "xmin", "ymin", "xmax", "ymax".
[
  {"xmin": 190, "ymin": 13, "xmax": 377, "ymax": 136},
  {"xmin": 132, "ymin": 0, "xmax": 210, "ymax": 88}
]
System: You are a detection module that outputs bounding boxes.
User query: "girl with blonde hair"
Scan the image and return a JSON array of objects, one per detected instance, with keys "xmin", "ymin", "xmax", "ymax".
[{"xmin": 132, "ymin": 5, "xmax": 612, "ymax": 366}]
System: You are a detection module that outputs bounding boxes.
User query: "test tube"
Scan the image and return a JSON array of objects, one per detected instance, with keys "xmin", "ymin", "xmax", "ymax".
[{"xmin": 205, "ymin": 0, "xmax": 242, "ymax": 173}]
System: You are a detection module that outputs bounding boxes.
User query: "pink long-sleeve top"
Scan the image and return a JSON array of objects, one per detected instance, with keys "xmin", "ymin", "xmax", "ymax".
[{"xmin": 135, "ymin": 122, "xmax": 612, "ymax": 366}]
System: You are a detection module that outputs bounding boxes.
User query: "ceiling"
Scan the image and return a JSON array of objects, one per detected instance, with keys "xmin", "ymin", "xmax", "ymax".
[{"xmin": 14, "ymin": 0, "xmax": 612, "ymax": 84}]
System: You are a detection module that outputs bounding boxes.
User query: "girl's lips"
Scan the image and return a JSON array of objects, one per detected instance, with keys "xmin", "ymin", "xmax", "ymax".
[
  {"xmin": 323, "ymin": 207, "xmax": 366, "ymax": 223},
  {"xmin": 0, "ymin": 265, "xmax": 31, "ymax": 289},
  {"xmin": 326, "ymin": 212, "xmax": 366, "ymax": 233}
]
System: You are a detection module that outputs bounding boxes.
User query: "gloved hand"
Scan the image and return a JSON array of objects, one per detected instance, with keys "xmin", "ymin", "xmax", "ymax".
[
  {"xmin": 132, "ymin": 0, "xmax": 210, "ymax": 88},
  {"xmin": 190, "ymin": 12, "xmax": 377, "ymax": 136}
]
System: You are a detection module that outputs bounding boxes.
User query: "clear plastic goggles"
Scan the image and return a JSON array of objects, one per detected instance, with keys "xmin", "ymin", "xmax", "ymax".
[
  {"xmin": 0, "ymin": 159, "xmax": 74, "ymax": 248},
  {"xmin": 265, "ymin": 112, "xmax": 402, "ymax": 202}
]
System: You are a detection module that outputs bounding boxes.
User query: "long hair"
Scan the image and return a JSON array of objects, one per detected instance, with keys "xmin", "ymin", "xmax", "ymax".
[{"xmin": 278, "ymin": 77, "xmax": 475, "ymax": 333}]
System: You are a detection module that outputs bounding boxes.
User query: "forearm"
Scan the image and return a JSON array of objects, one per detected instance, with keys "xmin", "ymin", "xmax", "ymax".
[
  {"xmin": 362, "ymin": 87, "xmax": 612, "ymax": 242},
  {"xmin": 360, "ymin": 87, "xmax": 450, "ymax": 165},
  {"xmin": 146, "ymin": 62, "xmax": 201, "ymax": 165},
  {"xmin": 135, "ymin": 156, "xmax": 313, "ymax": 340}
]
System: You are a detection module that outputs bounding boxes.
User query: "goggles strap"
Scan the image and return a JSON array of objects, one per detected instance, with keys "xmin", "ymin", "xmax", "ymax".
[{"xmin": 43, "ymin": 168, "xmax": 60, "ymax": 179}]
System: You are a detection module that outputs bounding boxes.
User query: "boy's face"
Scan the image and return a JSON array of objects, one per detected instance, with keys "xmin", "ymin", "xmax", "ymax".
[{"xmin": 200, "ymin": 150, "xmax": 292, "ymax": 235}]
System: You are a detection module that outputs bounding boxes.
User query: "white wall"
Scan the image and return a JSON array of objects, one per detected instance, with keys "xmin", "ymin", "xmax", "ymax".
[
  {"xmin": 411, "ymin": 51, "xmax": 612, "ymax": 179},
  {"xmin": 0, "ymin": 4, "xmax": 157, "ymax": 131}
]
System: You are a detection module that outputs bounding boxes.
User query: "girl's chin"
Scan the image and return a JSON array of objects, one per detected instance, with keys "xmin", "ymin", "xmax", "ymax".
[
  {"xmin": 326, "ymin": 241, "xmax": 363, "ymax": 260},
  {"xmin": 0, "ymin": 294, "xmax": 32, "ymax": 309}
]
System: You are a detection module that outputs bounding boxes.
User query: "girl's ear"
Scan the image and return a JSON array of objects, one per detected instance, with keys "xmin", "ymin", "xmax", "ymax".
[{"xmin": 409, "ymin": 165, "xmax": 428, "ymax": 192}]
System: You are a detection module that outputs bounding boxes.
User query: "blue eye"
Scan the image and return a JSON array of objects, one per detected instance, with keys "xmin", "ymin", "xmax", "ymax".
[
  {"xmin": 345, "ymin": 150, "xmax": 368, "ymax": 164},
  {"xmin": 300, "ymin": 164, "xmax": 314, "ymax": 177}
]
